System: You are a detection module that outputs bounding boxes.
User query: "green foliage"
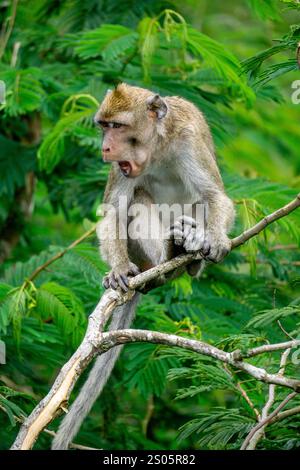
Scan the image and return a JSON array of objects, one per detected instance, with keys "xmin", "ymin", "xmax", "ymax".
[
  {"xmin": 247, "ymin": 304, "xmax": 300, "ymax": 329},
  {"xmin": 0, "ymin": 0, "xmax": 300, "ymax": 452},
  {"xmin": 35, "ymin": 282, "xmax": 86, "ymax": 347},
  {"xmin": 71, "ymin": 24, "xmax": 137, "ymax": 60},
  {"xmin": 38, "ymin": 94, "xmax": 99, "ymax": 173},
  {"xmin": 168, "ymin": 359, "xmax": 236, "ymax": 399},
  {"xmin": 178, "ymin": 408, "xmax": 253, "ymax": 449},
  {"xmin": 0, "ymin": 386, "xmax": 34, "ymax": 426},
  {"xmin": 123, "ymin": 344, "xmax": 179, "ymax": 398},
  {"xmin": 0, "ymin": 136, "xmax": 35, "ymax": 199},
  {"xmin": 0, "ymin": 67, "xmax": 45, "ymax": 116},
  {"xmin": 242, "ymin": 23, "xmax": 300, "ymax": 88},
  {"xmin": 247, "ymin": 0, "xmax": 281, "ymax": 21}
]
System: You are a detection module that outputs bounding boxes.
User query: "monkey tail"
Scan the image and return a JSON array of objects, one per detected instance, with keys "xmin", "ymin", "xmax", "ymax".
[{"xmin": 51, "ymin": 292, "xmax": 140, "ymax": 450}]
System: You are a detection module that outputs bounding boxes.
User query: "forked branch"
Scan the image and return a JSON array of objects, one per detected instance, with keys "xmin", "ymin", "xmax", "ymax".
[{"xmin": 11, "ymin": 193, "xmax": 300, "ymax": 450}]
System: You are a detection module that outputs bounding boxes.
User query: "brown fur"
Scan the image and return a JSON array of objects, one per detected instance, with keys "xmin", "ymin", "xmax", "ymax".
[
  {"xmin": 97, "ymin": 82, "xmax": 234, "ymax": 285},
  {"xmin": 100, "ymin": 86, "xmax": 132, "ymax": 118}
]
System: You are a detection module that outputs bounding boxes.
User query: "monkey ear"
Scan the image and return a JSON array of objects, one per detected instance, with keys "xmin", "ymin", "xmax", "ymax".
[
  {"xmin": 105, "ymin": 88, "xmax": 112, "ymax": 96},
  {"xmin": 146, "ymin": 94, "xmax": 168, "ymax": 119}
]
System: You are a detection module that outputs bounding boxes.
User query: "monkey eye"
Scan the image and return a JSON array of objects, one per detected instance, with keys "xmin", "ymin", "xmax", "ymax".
[
  {"xmin": 95, "ymin": 120, "xmax": 124, "ymax": 129},
  {"xmin": 95, "ymin": 119, "xmax": 108, "ymax": 128},
  {"xmin": 110, "ymin": 122, "xmax": 123, "ymax": 129}
]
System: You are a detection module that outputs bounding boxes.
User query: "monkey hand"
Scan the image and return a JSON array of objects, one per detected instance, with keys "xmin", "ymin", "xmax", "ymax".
[
  {"xmin": 169, "ymin": 216, "xmax": 231, "ymax": 263},
  {"xmin": 198, "ymin": 231, "xmax": 231, "ymax": 263},
  {"xmin": 102, "ymin": 262, "xmax": 140, "ymax": 292}
]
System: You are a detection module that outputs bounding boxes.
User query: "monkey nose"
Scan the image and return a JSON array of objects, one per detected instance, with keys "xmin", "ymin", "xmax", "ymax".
[{"xmin": 102, "ymin": 146, "xmax": 110, "ymax": 153}]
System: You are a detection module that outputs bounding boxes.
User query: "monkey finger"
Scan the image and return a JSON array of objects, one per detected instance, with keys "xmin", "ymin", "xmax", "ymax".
[
  {"xmin": 178, "ymin": 225, "xmax": 194, "ymax": 243},
  {"xmin": 182, "ymin": 223, "xmax": 194, "ymax": 240},
  {"xmin": 120, "ymin": 274, "xmax": 129, "ymax": 287},
  {"xmin": 177, "ymin": 215, "xmax": 197, "ymax": 228},
  {"xmin": 221, "ymin": 246, "xmax": 230, "ymax": 259},
  {"xmin": 207, "ymin": 245, "xmax": 230, "ymax": 263},
  {"xmin": 109, "ymin": 274, "xmax": 118, "ymax": 290},
  {"xmin": 102, "ymin": 276, "xmax": 110, "ymax": 289},
  {"xmin": 205, "ymin": 243, "xmax": 222, "ymax": 263},
  {"xmin": 168, "ymin": 222, "xmax": 180, "ymax": 234},
  {"xmin": 184, "ymin": 229, "xmax": 202, "ymax": 252},
  {"xmin": 215, "ymin": 246, "xmax": 229, "ymax": 262},
  {"xmin": 170, "ymin": 226, "xmax": 184, "ymax": 240},
  {"xmin": 116, "ymin": 274, "xmax": 129, "ymax": 292},
  {"xmin": 206, "ymin": 253, "xmax": 218, "ymax": 263},
  {"xmin": 201, "ymin": 239, "xmax": 211, "ymax": 256},
  {"xmin": 129, "ymin": 264, "xmax": 140, "ymax": 276}
]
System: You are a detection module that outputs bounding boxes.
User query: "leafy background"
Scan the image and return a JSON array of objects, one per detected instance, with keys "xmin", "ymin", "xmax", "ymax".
[{"xmin": 0, "ymin": 0, "xmax": 300, "ymax": 450}]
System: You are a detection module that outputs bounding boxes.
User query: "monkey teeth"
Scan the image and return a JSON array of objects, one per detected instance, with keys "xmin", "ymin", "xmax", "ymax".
[{"xmin": 118, "ymin": 161, "xmax": 132, "ymax": 176}]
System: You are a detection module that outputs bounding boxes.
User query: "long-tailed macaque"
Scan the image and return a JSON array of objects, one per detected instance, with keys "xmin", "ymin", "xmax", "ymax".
[{"xmin": 52, "ymin": 83, "xmax": 235, "ymax": 449}]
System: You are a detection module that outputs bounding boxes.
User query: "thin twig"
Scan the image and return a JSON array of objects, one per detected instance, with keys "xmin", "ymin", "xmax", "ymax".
[
  {"xmin": 241, "ymin": 392, "xmax": 297, "ymax": 450},
  {"xmin": 43, "ymin": 429, "xmax": 100, "ymax": 451},
  {"xmin": 25, "ymin": 226, "xmax": 96, "ymax": 285},
  {"xmin": 142, "ymin": 395, "xmax": 154, "ymax": 436},
  {"xmin": 11, "ymin": 414, "xmax": 100, "ymax": 450},
  {"xmin": 0, "ymin": 0, "xmax": 19, "ymax": 60},
  {"xmin": 277, "ymin": 320, "xmax": 295, "ymax": 340},
  {"xmin": 269, "ymin": 244, "xmax": 298, "ymax": 251},
  {"xmin": 231, "ymin": 193, "xmax": 300, "ymax": 249},
  {"xmin": 241, "ymin": 348, "xmax": 291, "ymax": 450},
  {"xmin": 270, "ymin": 405, "xmax": 300, "ymax": 424},
  {"xmin": 223, "ymin": 364, "xmax": 260, "ymax": 419},
  {"xmin": 236, "ymin": 381, "xmax": 261, "ymax": 420},
  {"xmin": 234, "ymin": 340, "xmax": 300, "ymax": 360},
  {"xmin": 10, "ymin": 40, "xmax": 21, "ymax": 67}
]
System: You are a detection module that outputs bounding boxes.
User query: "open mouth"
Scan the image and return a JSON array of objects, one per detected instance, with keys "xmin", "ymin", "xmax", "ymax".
[{"xmin": 118, "ymin": 161, "xmax": 132, "ymax": 177}]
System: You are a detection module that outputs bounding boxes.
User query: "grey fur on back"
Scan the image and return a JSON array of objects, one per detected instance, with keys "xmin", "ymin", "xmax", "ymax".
[{"xmin": 51, "ymin": 292, "xmax": 140, "ymax": 450}]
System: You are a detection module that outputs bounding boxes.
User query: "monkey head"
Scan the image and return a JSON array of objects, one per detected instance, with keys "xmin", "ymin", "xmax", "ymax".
[{"xmin": 94, "ymin": 83, "xmax": 168, "ymax": 178}]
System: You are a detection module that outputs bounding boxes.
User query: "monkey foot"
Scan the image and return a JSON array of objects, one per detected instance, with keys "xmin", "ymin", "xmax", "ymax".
[{"xmin": 102, "ymin": 262, "xmax": 140, "ymax": 292}]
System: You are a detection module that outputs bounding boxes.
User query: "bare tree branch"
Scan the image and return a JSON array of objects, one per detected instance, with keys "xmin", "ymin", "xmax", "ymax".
[
  {"xmin": 241, "ymin": 348, "xmax": 292, "ymax": 450},
  {"xmin": 231, "ymin": 193, "xmax": 300, "ymax": 249},
  {"xmin": 270, "ymin": 405, "xmax": 300, "ymax": 424},
  {"xmin": 95, "ymin": 329, "xmax": 300, "ymax": 391},
  {"xmin": 125, "ymin": 194, "xmax": 300, "ymax": 290},
  {"xmin": 241, "ymin": 391, "xmax": 297, "ymax": 450},
  {"xmin": 11, "ymin": 193, "xmax": 300, "ymax": 450},
  {"xmin": 234, "ymin": 340, "xmax": 300, "ymax": 360}
]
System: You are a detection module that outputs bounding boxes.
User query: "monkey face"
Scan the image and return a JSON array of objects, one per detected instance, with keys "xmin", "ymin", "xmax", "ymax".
[
  {"xmin": 94, "ymin": 83, "xmax": 169, "ymax": 178},
  {"xmin": 95, "ymin": 120, "xmax": 150, "ymax": 177}
]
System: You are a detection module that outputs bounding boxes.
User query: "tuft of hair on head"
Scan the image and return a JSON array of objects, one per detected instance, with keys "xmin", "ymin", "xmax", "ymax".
[{"xmin": 101, "ymin": 83, "xmax": 132, "ymax": 119}]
